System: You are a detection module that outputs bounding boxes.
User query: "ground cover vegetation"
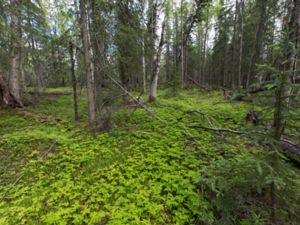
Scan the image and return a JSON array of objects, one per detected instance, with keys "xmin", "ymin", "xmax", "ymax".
[{"xmin": 0, "ymin": 0, "xmax": 300, "ymax": 224}]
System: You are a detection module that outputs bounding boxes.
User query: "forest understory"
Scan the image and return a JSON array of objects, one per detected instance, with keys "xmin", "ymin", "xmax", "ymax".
[
  {"xmin": 0, "ymin": 88, "xmax": 299, "ymax": 225},
  {"xmin": 1, "ymin": 0, "xmax": 300, "ymax": 224}
]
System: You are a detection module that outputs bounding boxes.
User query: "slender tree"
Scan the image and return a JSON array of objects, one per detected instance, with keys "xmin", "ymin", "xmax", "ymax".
[
  {"xmin": 149, "ymin": 21, "xmax": 165, "ymax": 102},
  {"xmin": 79, "ymin": 0, "xmax": 97, "ymax": 131},
  {"xmin": 9, "ymin": 0, "xmax": 23, "ymax": 104}
]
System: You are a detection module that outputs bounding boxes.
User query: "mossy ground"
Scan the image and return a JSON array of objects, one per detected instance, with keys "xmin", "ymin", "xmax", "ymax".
[{"xmin": 0, "ymin": 88, "xmax": 296, "ymax": 224}]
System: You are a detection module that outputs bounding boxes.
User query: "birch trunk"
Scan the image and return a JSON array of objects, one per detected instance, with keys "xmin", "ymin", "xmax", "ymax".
[{"xmin": 149, "ymin": 22, "xmax": 165, "ymax": 102}]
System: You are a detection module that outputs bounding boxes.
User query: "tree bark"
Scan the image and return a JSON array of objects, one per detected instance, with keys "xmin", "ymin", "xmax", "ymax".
[
  {"xmin": 0, "ymin": 66, "xmax": 22, "ymax": 107},
  {"xmin": 202, "ymin": 18, "xmax": 209, "ymax": 86},
  {"xmin": 9, "ymin": 0, "xmax": 23, "ymax": 104},
  {"xmin": 237, "ymin": 0, "xmax": 244, "ymax": 91},
  {"xmin": 91, "ymin": 0, "xmax": 105, "ymax": 110},
  {"xmin": 230, "ymin": 0, "xmax": 238, "ymax": 89},
  {"xmin": 149, "ymin": 22, "xmax": 165, "ymax": 102},
  {"xmin": 246, "ymin": 0, "xmax": 267, "ymax": 88},
  {"xmin": 69, "ymin": 41, "xmax": 79, "ymax": 122},
  {"xmin": 79, "ymin": 0, "xmax": 97, "ymax": 131},
  {"xmin": 142, "ymin": 37, "xmax": 147, "ymax": 93}
]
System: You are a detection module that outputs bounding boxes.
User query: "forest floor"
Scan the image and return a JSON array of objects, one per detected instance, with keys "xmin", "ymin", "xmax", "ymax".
[{"xmin": 0, "ymin": 88, "xmax": 299, "ymax": 224}]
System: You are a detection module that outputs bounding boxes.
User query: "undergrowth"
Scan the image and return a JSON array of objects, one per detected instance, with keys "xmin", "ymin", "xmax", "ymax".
[{"xmin": 0, "ymin": 89, "xmax": 299, "ymax": 224}]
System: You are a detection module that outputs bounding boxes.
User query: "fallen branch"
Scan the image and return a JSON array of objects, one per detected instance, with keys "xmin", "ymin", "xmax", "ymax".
[
  {"xmin": 189, "ymin": 125, "xmax": 300, "ymax": 157},
  {"xmin": 186, "ymin": 75, "xmax": 209, "ymax": 91},
  {"xmin": 102, "ymin": 71, "xmax": 167, "ymax": 124},
  {"xmin": 281, "ymin": 139, "xmax": 300, "ymax": 156},
  {"xmin": 189, "ymin": 125, "xmax": 245, "ymax": 135}
]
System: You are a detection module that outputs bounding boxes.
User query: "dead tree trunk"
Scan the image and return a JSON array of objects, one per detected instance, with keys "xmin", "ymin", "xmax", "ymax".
[
  {"xmin": 79, "ymin": 0, "xmax": 97, "ymax": 131},
  {"xmin": 149, "ymin": 22, "xmax": 165, "ymax": 102}
]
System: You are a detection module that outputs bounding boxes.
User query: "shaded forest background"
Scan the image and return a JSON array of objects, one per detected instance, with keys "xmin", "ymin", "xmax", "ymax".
[{"xmin": 0, "ymin": 0, "xmax": 297, "ymax": 106}]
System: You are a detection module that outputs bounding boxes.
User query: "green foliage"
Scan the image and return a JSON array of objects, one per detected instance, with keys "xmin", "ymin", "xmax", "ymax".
[
  {"xmin": 199, "ymin": 151, "xmax": 300, "ymax": 224},
  {"xmin": 0, "ymin": 89, "xmax": 299, "ymax": 224}
]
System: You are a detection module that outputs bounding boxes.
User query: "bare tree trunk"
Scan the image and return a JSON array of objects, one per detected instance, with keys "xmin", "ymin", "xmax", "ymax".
[
  {"xmin": 230, "ymin": 0, "xmax": 238, "ymax": 89},
  {"xmin": 165, "ymin": 41, "xmax": 171, "ymax": 81},
  {"xmin": 91, "ymin": 0, "xmax": 105, "ymax": 110},
  {"xmin": 149, "ymin": 22, "xmax": 165, "ymax": 102},
  {"xmin": 246, "ymin": 0, "xmax": 267, "ymax": 88},
  {"xmin": 202, "ymin": 20, "xmax": 209, "ymax": 86},
  {"xmin": 223, "ymin": 38, "xmax": 228, "ymax": 87},
  {"xmin": 9, "ymin": 0, "xmax": 23, "ymax": 103},
  {"xmin": 0, "ymin": 66, "xmax": 21, "ymax": 107},
  {"xmin": 180, "ymin": 0, "xmax": 184, "ymax": 88},
  {"xmin": 69, "ymin": 41, "xmax": 79, "ymax": 122},
  {"xmin": 0, "ymin": 67, "xmax": 10, "ymax": 106},
  {"xmin": 237, "ymin": 0, "xmax": 244, "ymax": 91},
  {"xmin": 142, "ymin": 37, "xmax": 147, "ymax": 93},
  {"xmin": 79, "ymin": 0, "xmax": 97, "ymax": 131}
]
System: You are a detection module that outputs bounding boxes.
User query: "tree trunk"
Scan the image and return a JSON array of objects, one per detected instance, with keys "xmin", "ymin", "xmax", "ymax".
[
  {"xmin": 181, "ymin": 0, "xmax": 184, "ymax": 87},
  {"xmin": 165, "ymin": 41, "xmax": 171, "ymax": 82},
  {"xmin": 69, "ymin": 41, "xmax": 79, "ymax": 122},
  {"xmin": 91, "ymin": 0, "xmax": 104, "ymax": 110},
  {"xmin": 79, "ymin": 0, "xmax": 97, "ymax": 131},
  {"xmin": 237, "ymin": 0, "xmax": 244, "ymax": 91},
  {"xmin": 149, "ymin": 22, "xmax": 165, "ymax": 102},
  {"xmin": 9, "ymin": 0, "xmax": 23, "ymax": 104},
  {"xmin": 0, "ymin": 66, "xmax": 21, "ymax": 107},
  {"xmin": 246, "ymin": 0, "xmax": 267, "ymax": 88},
  {"xmin": 142, "ymin": 37, "xmax": 147, "ymax": 93},
  {"xmin": 202, "ymin": 19, "xmax": 209, "ymax": 86},
  {"xmin": 230, "ymin": 0, "xmax": 238, "ymax": 89}
]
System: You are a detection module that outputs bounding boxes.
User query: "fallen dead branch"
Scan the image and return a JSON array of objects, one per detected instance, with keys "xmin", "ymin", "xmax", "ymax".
[
  {"xmin": 188, "ymin": 124, "xmax": 245, "ymax": 135},
  {"xmin": 189, "ymin": 124, "xmax": 300, "ymax": 157},
  {"xmin": 186, "ymin": 75, "xmax": 209, "ymax": 91}
]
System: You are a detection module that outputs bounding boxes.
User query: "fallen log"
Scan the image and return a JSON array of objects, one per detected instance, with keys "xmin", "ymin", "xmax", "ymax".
[
  {"xmin": 281, "ymin": 139, "xmax": 300, "ymax": 156},
  {"xmin": 186, "ymin": 75, "xmax": 209, "ymax": 91},
  {"xmin": 189, "ymin": 124, "xmax": 300, "ymax": 157}
]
